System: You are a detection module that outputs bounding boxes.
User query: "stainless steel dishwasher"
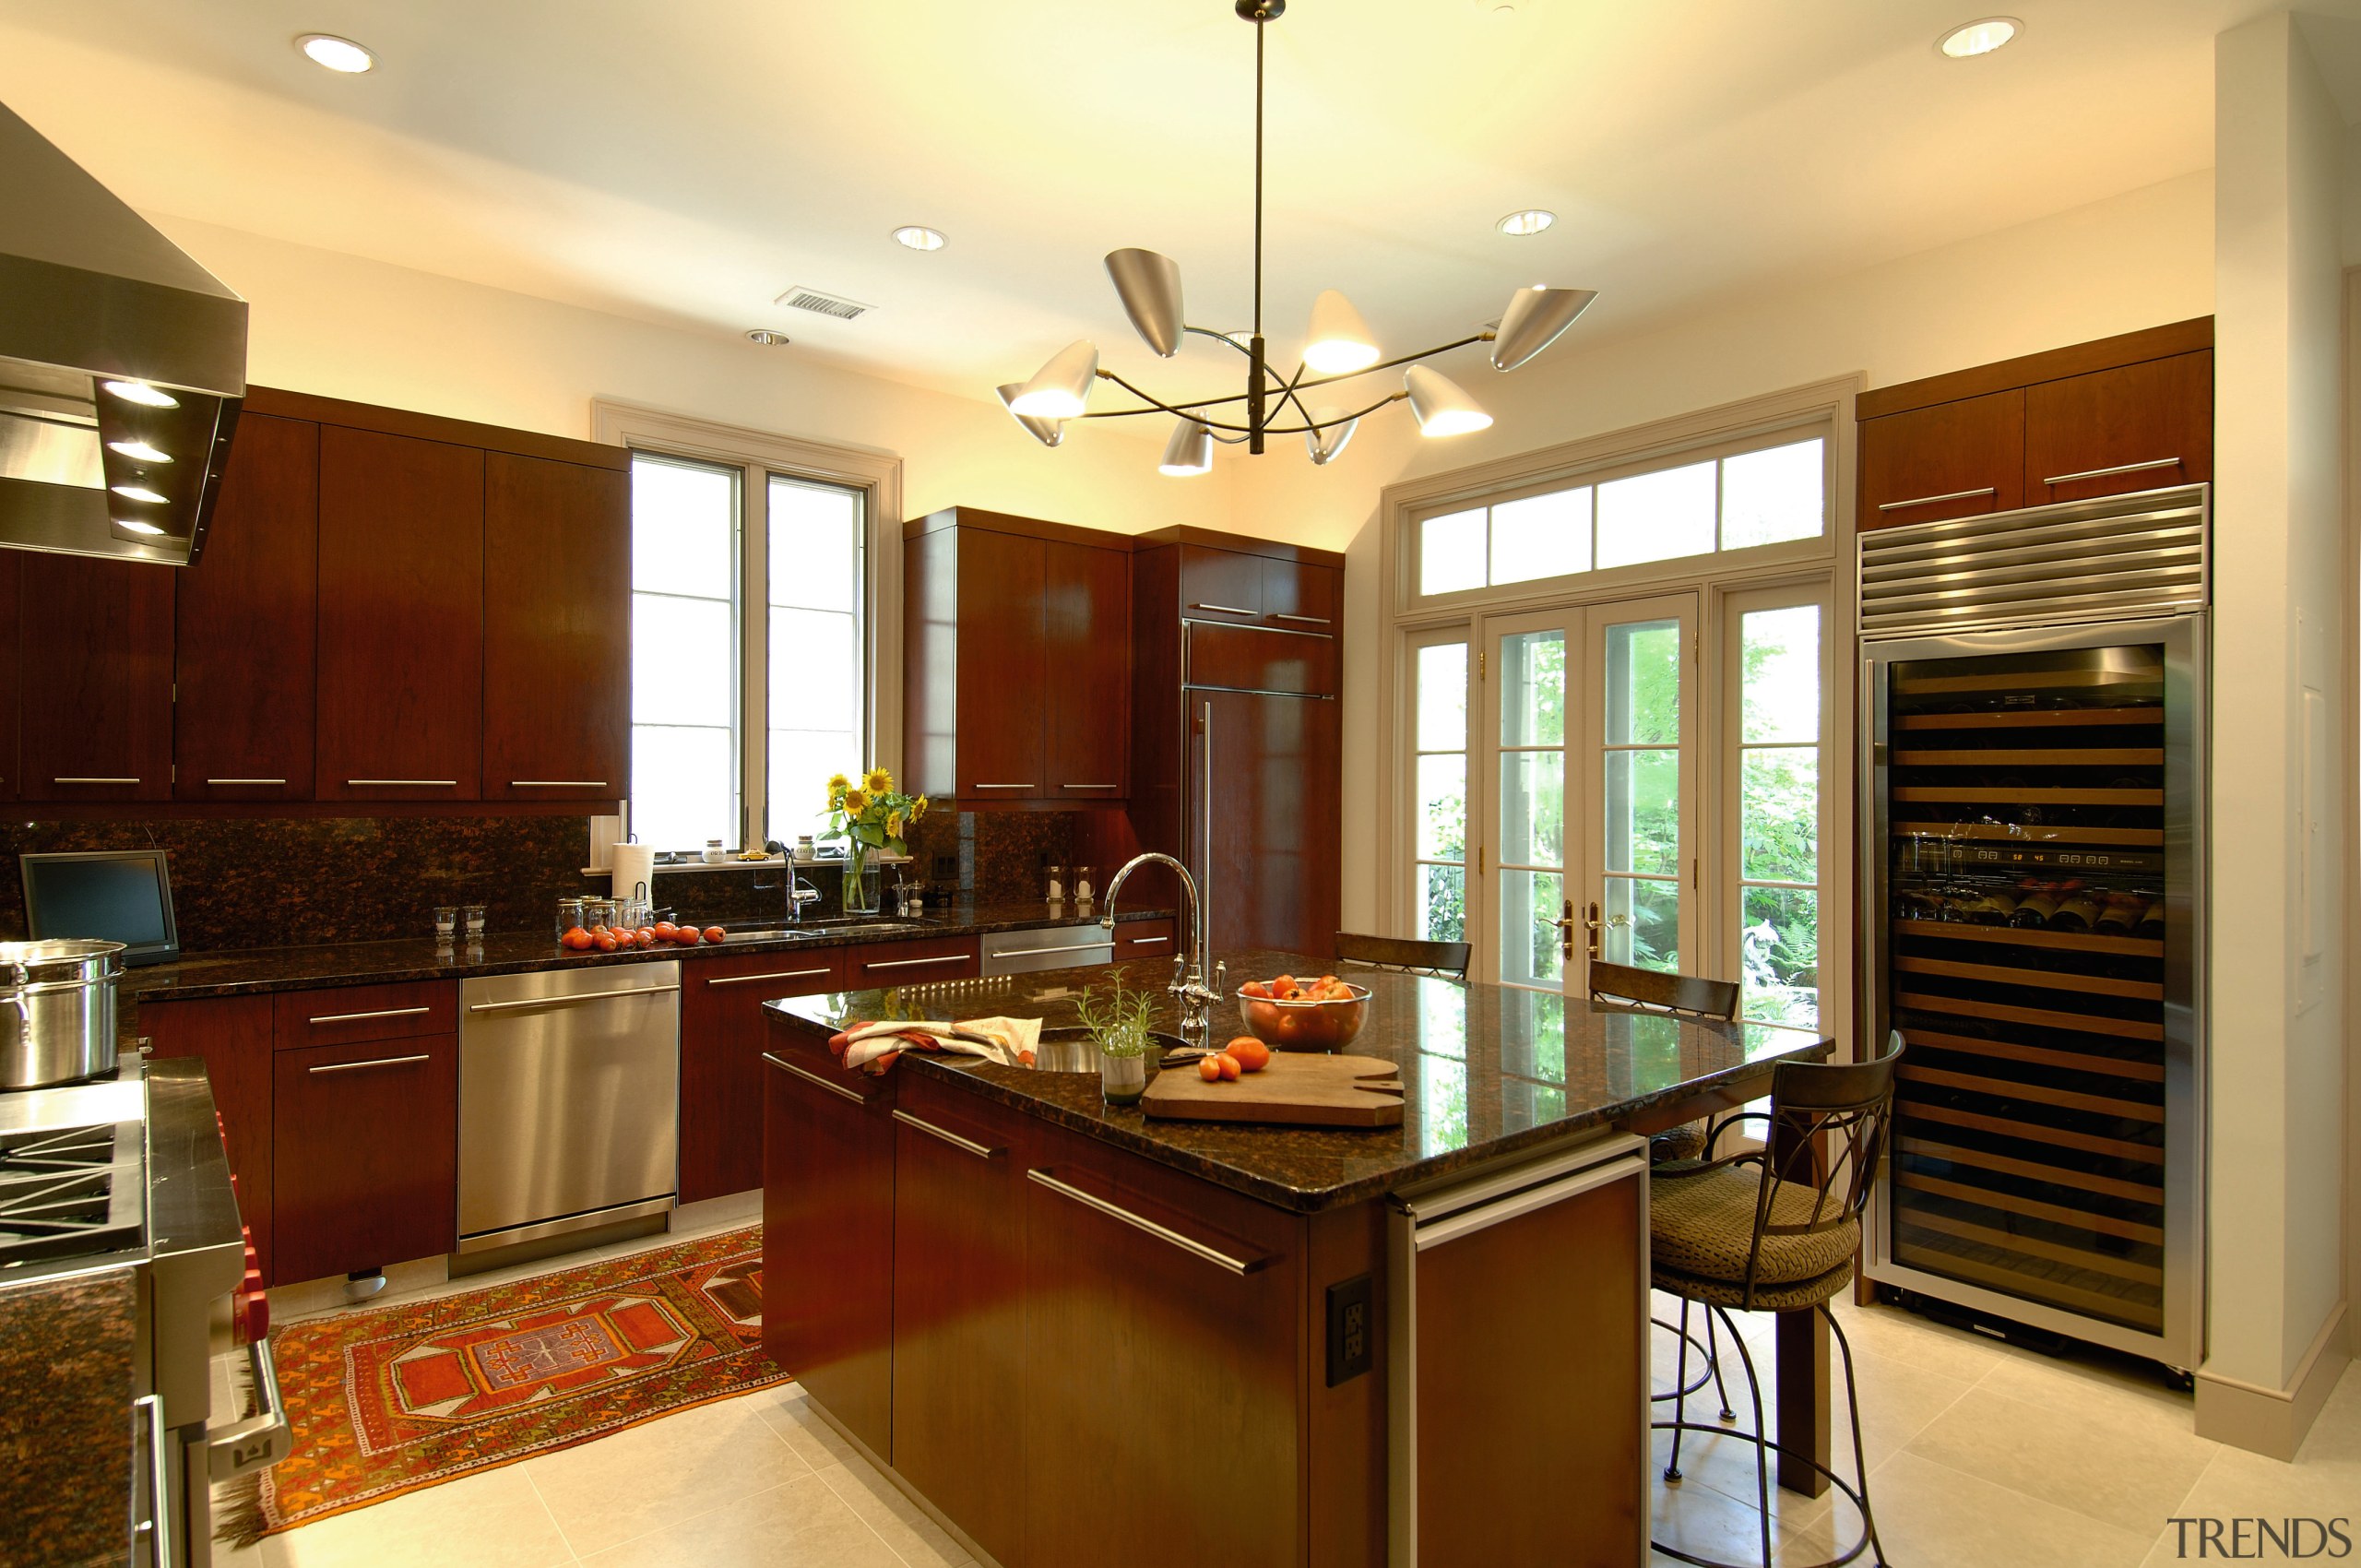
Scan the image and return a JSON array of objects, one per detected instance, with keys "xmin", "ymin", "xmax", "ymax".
[{"xmin": 457, "ymin": 961, "xmax": 682, "ymax": 1254}]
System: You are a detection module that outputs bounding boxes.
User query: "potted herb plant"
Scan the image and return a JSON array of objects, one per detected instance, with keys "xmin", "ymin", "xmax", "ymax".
[{"xmin": 1074, "ymin": 973, "xmax": 1157, "ymax": 1105}]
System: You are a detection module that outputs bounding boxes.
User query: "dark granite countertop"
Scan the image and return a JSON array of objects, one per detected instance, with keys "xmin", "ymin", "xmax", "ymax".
[
  {"xmin": 0, "ymin": 1265, "xmax": 138, "ymax": 1568},
  {"xmin": 122, "ymin": 901, "xmax": 1174, "ymax": 1003},
  {"xmin": 765, "ymin": 950, "xmax": 1831, "ymax": 1212}
]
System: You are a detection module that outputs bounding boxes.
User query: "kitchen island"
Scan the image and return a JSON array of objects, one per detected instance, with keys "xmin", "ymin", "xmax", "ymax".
[{"xmin": 763, "ymin": 952, "xmax": 1833, "ymax": 1568}]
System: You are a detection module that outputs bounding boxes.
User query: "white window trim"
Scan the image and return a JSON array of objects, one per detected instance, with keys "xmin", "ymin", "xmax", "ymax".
[
  {"xmin": 1375, "ymin": 374, "xmax": 1862, "ymax": 1041},
  {"xmin": 592, "ymin": 398, "xmax": 904, "ymax": 849}
]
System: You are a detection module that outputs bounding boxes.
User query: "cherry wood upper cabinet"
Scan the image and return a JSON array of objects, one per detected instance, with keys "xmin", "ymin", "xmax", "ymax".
[
  {"xmin": 1259, "ymin": 557, "xmax": 1339, "ymax": 634},
  {"xmin": 0, "ymin": 550, "xmax": 20, "ymax": 801},
  {"xmin": 1179, "ymin": 544, "xmax": 1264, "ymax": 622},
  {"xmin": 175, "ymin": 411, "xmax": 318, "ymax": 802},
  {"xmin": 1043, "ymin": 539, "xmax": 1130, "ymax": 800},
  {"xmin": 1857, "ymin": 319, "xmax": 2213, "ymax": 533},
  {"xmin": 314, "ymin": 426, "xmax": 484, "ymax": 802},
  {"xmin": 2023, "ymin": 350, "xmax": 2213, "ymax": 505},
  {"xmin": 1857, "ymin": 388, "xmax": 2024, "ymax": 530},
  {"xmin": 19, "ymin": 553, "xmax": 174, "ymax": 802},
  {"xmin": 481, "ymin": 453, "xmax": 630, "ymax": 802},
  {"xmin": 950, "ymin": 528, "xmax": 1047, "ymax": 800}
]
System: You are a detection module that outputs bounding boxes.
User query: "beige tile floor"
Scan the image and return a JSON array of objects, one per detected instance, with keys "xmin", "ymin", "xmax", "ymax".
[{"xmin": 215, "ymin": 1218, "xmax": 2358, "ymax": 1568}]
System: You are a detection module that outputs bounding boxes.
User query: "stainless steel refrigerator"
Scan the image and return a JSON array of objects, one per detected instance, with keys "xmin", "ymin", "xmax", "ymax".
[{"xmin": 1858, "ymin": 484, "xmax": 2206, "ymax": 1372}]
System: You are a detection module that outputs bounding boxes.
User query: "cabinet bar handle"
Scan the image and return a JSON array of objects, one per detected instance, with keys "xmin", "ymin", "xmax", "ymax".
[
  {"xmin": 1026, "ymin": 1169, "xmax": 1267, "ymax": 1276},
  {"xmin": 894, "ymin": 1109, "xmax": 1005, "ymax": 1160},
  {"xmin": 206, "ymin": 778, "xmax": 288, "ymax": 786},
  {"xmin": 466, "ymin": 983, "xmax": 680, "ymax": 1013},
  {"xmin": 1875, "ymin": 485, "xmax": 1997, "ymax": 513},
  {"xmin": 53, "ymin": 777, "xmax": 137, "ymax": 784},
  {"xmin": 136, "ymin": 1394, "xmax": 171, "ymax": 1568},
  {"xmin": 766, "ymin": 1052, "xmax": 866, "ymax": 1105},
  {"xmin": 307, "ymin": 1052, "xmax": 431, "ymax": 1075},
  {"xmin": 860, "ymin": 953, "xmax": 972, "ymax": 971},
  {"xmin": 2041, "ymin": 457, "xmax": 2182, "ymax": 486},
  {"xmin": 1126, "ymin": 935, "xmax": 1171, "ymax": 946},
  {"xmin": 1187, "ymin": 601, "xmax": 1256, "ymax": 615},
  {"xmin": 509, "ymin": 780, "xmax": 611, "ymax": 788},
  {"xmin": 306, "ymin": 1004, "xmax": 432, "ymax": 1025},
  {"xmin": 1274, "ymin": 612, "xmax": 1332, "ymax": 625},
  {"xmin": 969, "ymin": 783, "xmax": 1037, "ymax": 790},
  {"xmin": 991, "ymin": 942, "xmax": 1116, "ymax": 959},
  {"xmin": 1058, "ymin": 783, "xmax": 1121, "ymax": 790},
  {"xmin": 706, "ymin": 967, "xmax": 834, "ymax": 987},
  {"xmin": 346, "ymin": 778, "xmax": 459, "ymax": 787}
]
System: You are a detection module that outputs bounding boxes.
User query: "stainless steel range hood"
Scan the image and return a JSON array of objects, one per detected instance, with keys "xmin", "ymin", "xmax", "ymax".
[{"xmin": 0, "ymin": 99, "xmax": 245, "ymax": 566}]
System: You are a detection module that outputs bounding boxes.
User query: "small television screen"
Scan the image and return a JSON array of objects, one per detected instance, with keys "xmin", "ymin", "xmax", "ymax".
[{"xmin": 20, "ymin": 850, "xmax": 182, "ymax": 966}]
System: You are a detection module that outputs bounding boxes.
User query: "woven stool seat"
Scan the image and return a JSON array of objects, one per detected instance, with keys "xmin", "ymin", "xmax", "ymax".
[
  {"xmin": 1651, "ymin": 1164, "xmax": 1860, "ymax": 1291},
  {"xmin": 1652, "ymin": 1259, "xmax": 1854, "ymax": 1313}
]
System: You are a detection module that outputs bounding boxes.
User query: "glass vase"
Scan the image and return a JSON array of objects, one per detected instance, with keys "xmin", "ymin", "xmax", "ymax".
[
  {"xmin": 1099, "ymin": 1051, "xmax": 1147, "ymax": 1106},
  {"xmin": 841, "ymin": 842, "xmax": 882, "ymax": 916}
]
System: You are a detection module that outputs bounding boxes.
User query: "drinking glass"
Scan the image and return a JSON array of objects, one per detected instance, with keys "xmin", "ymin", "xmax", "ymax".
[{"xmin": 433, "ymin": 906, "xmax": 458, "ymax": 942}]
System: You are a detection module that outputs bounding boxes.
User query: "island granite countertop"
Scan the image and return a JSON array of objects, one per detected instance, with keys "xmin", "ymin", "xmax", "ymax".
[
  {"xmin": 765, "ymin": 949, "xmax": 1831, "ymax": 1212},
  {"xmin": 122, "ymin": 901, "xmax": 1174, "ymax": 1004}
]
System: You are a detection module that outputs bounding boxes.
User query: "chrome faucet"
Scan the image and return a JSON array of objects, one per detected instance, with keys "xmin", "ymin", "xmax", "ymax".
[
  {"xmin": 1101, "ymin": 851, "xmax": 1223, "ymax": 1044},
  {"xmin": 764, "ymin": 840, "xmax": 822, "ymax": 925}
]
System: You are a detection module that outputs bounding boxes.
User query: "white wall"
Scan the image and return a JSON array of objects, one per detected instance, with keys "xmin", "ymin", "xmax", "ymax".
[
  {"xmin": 2204, "ymin": 9, "xmax": 2348, "ymax": 1416},
  {"xmin": 152, "ymin": 216, "xmax": 1236, "ymax": 539},
  {"xmin": 1222, "ymin": 171, "xmax": 2217, "ymax": 940}
]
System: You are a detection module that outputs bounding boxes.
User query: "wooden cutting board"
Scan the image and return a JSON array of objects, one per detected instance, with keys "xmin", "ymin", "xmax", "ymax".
[{"xmin": 1142, "ymin": 1051, "xmax": 1406, "ymax": 1128}]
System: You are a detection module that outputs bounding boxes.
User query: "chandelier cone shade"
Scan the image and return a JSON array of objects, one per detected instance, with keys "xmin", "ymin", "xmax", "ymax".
[
  {"xmin": 989, "ymin": 3, "xmax": 1592, "ymax": 471},
  {"xmin": 996, "ymin": 383, "xmax": 1066, "ymax": 448},
  {"xmin": 1107, "ymin": 249, "xmax": 1187, "ymax": 358},
  {"xmin": 1158, "ymin": 418, "xmax": 1215, "ymax": 476},
  {"xmin": 1302, "ymin": 289, "xmax": 1381, "ymax": 375},
  {"xmin": 1404, "ymin": 365, "xmax": 1493, "ymax": 437},
  {"xmin": 1009, "ymin": 340, "xmax": 1099, "ymax": 419},
  {"xmin": 1305, "ymin": 407, "xmax": 1358, "ymax": 466},
  {"xmin": 1491, "ymin": 287, "xmax": 1599, "ymax": 373}
]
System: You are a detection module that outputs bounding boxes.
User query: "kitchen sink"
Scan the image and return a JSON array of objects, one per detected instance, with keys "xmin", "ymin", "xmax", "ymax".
[{"xmin": 726, "ymin": 919, "xmax": 937, "ymax": 942}]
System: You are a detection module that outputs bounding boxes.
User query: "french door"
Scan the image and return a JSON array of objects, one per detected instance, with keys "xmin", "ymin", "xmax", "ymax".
[{"xmin": 1475, "ymin": 593, "xmax": 1697, "ymax": 995}]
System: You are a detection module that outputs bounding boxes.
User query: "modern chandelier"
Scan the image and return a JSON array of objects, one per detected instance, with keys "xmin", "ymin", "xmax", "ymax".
[{"xmin": 996, "ymin": 0, "xmax": 1596, "ymax": 475}]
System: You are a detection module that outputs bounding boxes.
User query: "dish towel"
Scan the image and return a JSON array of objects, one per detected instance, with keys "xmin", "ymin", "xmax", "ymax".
[{"xmin": 828, "ymin": 1016, "xmax": 1044, "ymax": 1074}]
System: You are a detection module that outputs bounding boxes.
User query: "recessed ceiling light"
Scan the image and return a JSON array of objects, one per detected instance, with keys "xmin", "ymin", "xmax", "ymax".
[
  {"xmin": 107, "ymin": 440, "xmax": 171, "ymax": 463},
  {"xmin": 891, "ymin": 225, "xmax": 947, "ymax": 252},
  {"xmin": 298, "ymin": 33, "xmax": 375, "ymax": 72},
  {"xmin": 100, "ymin": 380, "xmax": 177, "ymax": 409},
  {"xmin": 111, "ymin": 483, "xmax": 168, "ymax": 504},
  {"xmin": 114, "ymin": 518, "xmax": 167, "ymax": 537},
  {"xmin": 744, "ymin": 329, "xmax": 791, "ymax": 346},
  {"xmin": 1497, "ymin": 209, "xmax": 1555, "ymax": 237},
  {"xmin": 1938, "ymin": 17, "xmax": 2020, "ymax": 57}
]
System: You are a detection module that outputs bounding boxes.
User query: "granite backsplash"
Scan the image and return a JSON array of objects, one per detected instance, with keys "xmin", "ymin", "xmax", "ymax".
[{"xmin": 0, "ymin": 807, "xmax": 1145, "ymax": 953}]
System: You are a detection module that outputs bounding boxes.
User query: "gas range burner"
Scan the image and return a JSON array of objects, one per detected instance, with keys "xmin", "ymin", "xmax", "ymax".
[{"xmin": 0, "ymin": 1119, "xmax": 145, "ymax": 1268}]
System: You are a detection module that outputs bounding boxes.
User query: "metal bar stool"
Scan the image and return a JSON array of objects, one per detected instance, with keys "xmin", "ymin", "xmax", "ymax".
[
  {"xmin": 1589, "ymin": 958, "xmax": 1745, "ymax": 1420},
  {"xmin": 1649, "ymin": 1035, "xmax": 1905, "ymax": 1568},
  {"xmin": 1333, "ymin": 931, "xmax": 1471, "ymax": 980}
]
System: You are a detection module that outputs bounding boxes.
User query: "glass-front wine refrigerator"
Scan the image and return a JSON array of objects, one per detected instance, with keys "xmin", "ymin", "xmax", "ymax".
[{"xmin": 1859, "ymin": 486, "xmax": 2205, "ymax": 1372}]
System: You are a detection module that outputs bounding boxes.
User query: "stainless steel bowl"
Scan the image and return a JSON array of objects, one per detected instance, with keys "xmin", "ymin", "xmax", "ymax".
[{"xmin": 0, "ymin": 938, "xmax": 126, "ymax": 1088}]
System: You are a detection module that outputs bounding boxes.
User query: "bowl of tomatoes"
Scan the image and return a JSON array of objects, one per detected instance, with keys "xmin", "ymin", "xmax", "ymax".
[{"xmin": 1235, "ymin": 973, "xmax": 1372, "ymax": 1052}]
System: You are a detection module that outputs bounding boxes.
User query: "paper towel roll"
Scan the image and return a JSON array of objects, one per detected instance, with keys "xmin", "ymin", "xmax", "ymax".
[{"xmin": 611, "ymin": 843, "xmax": 657, "ymax": 905}]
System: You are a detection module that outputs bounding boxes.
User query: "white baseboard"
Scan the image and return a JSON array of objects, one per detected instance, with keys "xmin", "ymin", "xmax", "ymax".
[{"xmin": 2195, "ymin": 1301, "xmax": 2350, "ymax": 1460}]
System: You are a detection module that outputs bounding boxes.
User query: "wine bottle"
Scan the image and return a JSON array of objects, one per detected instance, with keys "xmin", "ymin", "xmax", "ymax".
[
  {"xmin": 2094, "ymin": 894, "xmax": 2143, "ymax": 935},
  {"xmin": 2011, "ymin": 884, "xmax": 2060, "ymax": 928},
  {"xmin": 1959, "ymin": 887, "xmax": 2019, "ymax": 926},
  {"xmin": 2050, "ymin": 889, "xmax": 2100, "ymax": 932},
  {"xmin": 2134, "ymin": 897, "xmax": 2165, "ymax": 939}
]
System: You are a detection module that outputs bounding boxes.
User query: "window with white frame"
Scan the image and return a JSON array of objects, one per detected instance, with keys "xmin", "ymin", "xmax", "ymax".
[
  {"xmin": 1382, "ymin": 382, "xmax": 1851, "ymax": 1015},
  {"xmin": 1413, "ymin": 434, "xmax": 1825, "ymax": 600},
  {"xmin": 619, "ymin": 434, "xmax": 883, "ymax": 855}
]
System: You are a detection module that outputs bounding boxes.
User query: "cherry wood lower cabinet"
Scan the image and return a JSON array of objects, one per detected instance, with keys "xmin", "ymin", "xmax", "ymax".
[
  {"xmin": 271, "ymin": 1032, "xmax": 457, "ymax": 1283},
  {"xmin": 138, "ymin": 996, "xmax": 277, "ymax": 1281},
  {"xmin": 679, "ymin": 950, "xmax": 844, "ymax": 1204},
  {"xmin": 762, "ymin": 1030, "xmax": 896, "ymax": 1457}
]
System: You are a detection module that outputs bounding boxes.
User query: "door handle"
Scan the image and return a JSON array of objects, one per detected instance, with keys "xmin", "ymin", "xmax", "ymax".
[
  {"xmin": 465, "ymin": 983, "xmax": 680, "ymax": 1013},
  {"xmin": 894, "ymin": 1109, "xmax": 1006, "ymax": 1160},
  {"xmin": 765, "ymin": 1052, "xmax": 867, "ymax": 1106},
  {"xmin": 307, "ymin": 1052, "xmax": 431, "ymax": 1075},
  {"xmin": 1582, "ymin": 900, "xmax": 1631, "ymax": 959},
  {"xmin": 1027, "ymin": 1169, "xmax": 1271, "ymax": 1275},
  {"xmin": 307, "ymin": 1004, "xmax": 432, "ymax": 1026}
]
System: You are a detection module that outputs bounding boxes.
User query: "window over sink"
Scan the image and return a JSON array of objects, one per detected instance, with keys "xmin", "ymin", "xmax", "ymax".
[{"xmin": 597, "ymin": 401, "xmax": 903, "ymax": 856}]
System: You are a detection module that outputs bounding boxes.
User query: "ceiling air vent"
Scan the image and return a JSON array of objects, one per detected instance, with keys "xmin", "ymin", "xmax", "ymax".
[{"xmin": 774, "ymin": 285, "xmax": 873, "ymax": 321}]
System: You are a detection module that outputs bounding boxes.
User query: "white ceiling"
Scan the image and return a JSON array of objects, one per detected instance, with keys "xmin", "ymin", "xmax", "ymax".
[{"xmin": 0, "ymin": 0, "xmax": 2351, "ymax": 408}]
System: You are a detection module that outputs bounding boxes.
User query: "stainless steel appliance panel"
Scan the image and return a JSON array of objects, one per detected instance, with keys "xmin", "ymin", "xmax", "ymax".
[
  {"xmin": 457, "ymin": 963, "xmax": 681, "ymax": 1247},
  {"xmin": 980, "ymin": 924, "xmax": 1116, "ymax": 977}
]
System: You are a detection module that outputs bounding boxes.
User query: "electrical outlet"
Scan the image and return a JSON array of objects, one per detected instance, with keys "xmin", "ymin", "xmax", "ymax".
[{"xmin": 1325, "ymin": 1273, "xmax": 1372, "ymax": 1386}]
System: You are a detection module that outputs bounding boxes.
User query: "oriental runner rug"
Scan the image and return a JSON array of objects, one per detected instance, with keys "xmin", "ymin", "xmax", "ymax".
[{"xmin": 219, "ymin": 1225, "xmax": 783, "ymax": 1544}]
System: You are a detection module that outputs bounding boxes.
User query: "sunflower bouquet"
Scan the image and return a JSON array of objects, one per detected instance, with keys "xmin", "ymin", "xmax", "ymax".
[{"xmin": 825, "ymin": 767, "xmax": 929, "ymax": 857}]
